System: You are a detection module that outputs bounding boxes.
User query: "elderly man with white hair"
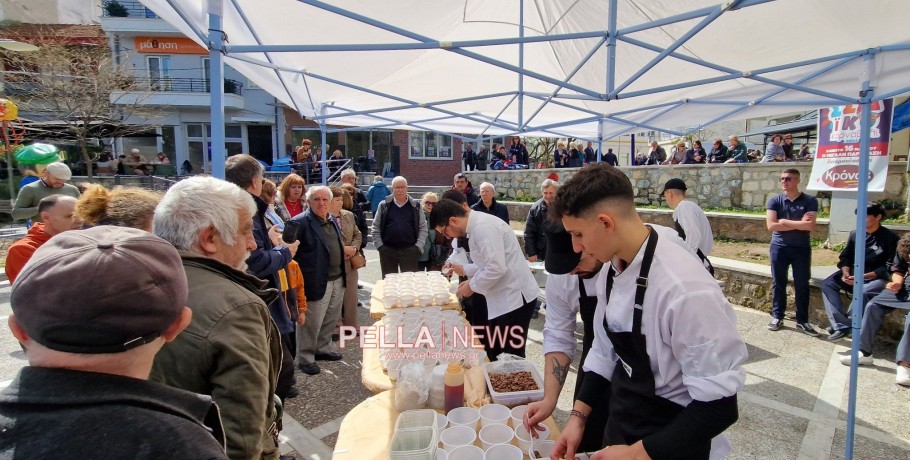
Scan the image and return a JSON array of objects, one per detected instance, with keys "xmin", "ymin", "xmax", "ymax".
[
  {"xmin": 12, "ymin": 162, "xmax": 81, "ymax": 223},
  {"xmin": 339, "ymin": 168, "xmax": 369, "ymax": 212},
  {"xmin": 371, "ymin": 176, "xmax": 428, "ymax": 277},
  {"xmin": 286, "ymin": 186, "xmax": 347, "ymax": 375},
  {"xmin": 150, "ymin": 176, "xmax": 284, "ymax": 460},
  {"xmin": 470, "ymin": 181, "xmax": 509, "ymax": 223}
]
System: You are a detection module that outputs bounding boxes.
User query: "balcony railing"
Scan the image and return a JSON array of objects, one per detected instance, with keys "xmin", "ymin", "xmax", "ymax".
[
  {"xmin": 135, "ymin": 77, "xmax": 243, "ymax": 95},
  {"xmin": 102, "ymin": 0, "xmax": 159, "ymax": 18}
]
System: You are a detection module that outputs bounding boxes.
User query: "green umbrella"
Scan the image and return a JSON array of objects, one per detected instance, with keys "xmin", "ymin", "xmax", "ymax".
[{"xmin": 15, "ymin": 143, "xmax": 61, "ymax": 165}]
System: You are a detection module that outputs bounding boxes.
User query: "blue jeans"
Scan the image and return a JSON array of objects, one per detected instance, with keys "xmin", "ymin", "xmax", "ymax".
[
  {"xmin": 770, "ymin": 244, "xmax": 811, "ymax": 323},
  {"xmin": 821, "ymin": 272, "xmax": 886, "ymax": 331},
  {"xmin": 860, "ymin": 291, "xmax": 910, "ymax": 363}
]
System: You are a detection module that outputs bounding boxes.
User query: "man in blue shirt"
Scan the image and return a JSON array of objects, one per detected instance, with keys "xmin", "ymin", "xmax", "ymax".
[{"xmin": 766, "ymin": 168, "xmax": 819, "ymax": 335}]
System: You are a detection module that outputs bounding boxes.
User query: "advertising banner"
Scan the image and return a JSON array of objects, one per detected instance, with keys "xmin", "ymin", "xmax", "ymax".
[
  {"xmin": 807, "ymin": 99, "xmax": 893, "ymax": 192},
  {"xmin": 135, "ymin": 37, "xmax": 207, "ymax": 55}
]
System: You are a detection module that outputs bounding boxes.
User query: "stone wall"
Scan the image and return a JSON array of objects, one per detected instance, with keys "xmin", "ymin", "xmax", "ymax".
[{"xmin": 466, "ymin": 161, "xmax": 908, "ymax": 212}]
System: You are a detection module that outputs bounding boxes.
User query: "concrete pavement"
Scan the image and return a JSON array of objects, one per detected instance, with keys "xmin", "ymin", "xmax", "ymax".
[{"xmin": 1, "ymin": 246, "xmax": 909, "ymax": 459}]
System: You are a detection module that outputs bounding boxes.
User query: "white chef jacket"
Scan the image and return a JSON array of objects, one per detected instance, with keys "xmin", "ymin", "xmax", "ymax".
[
  {"xmin": 673, "ymin": 200, "xmax": 714, "ymax": 257},
  {"xmin": 542, "ymin": 273, "xmax": 600, "ymax": 359},
  {"xmin": 582, "ymin": 226, "xmax": 747, "ymax": 458},
  {"xmin": 462, "ymin": 210, "xmax": 539, "ymax": 320}
]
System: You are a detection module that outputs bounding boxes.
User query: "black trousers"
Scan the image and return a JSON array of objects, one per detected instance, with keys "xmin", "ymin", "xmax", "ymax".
[
  {"xmin": 485, "ymin": 296, "xmax": 537, "ymax": 361},
  {"xmin": 378, "ymin": 245, "xmax": 421, "ymax": 277}
]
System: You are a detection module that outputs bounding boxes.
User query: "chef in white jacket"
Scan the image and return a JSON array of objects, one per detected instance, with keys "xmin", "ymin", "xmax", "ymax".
[
  {"xmin": 433, "ymin": 198, "xmax": 539, "ymax": 359},
  {"xmin": 551, "ymin": 165, "xmax": 747, "ymax": 460}
]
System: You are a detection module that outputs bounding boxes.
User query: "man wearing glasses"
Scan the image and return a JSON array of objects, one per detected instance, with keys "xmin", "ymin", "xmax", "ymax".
[{"xmin": 766, "ymin": 169, "xmax": 820, "ymax": 335}]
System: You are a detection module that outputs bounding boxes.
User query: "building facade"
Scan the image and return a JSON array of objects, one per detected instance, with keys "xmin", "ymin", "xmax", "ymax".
[{"xmin": 100, "ymin": 1, "xmax": 282, "ymax": 173}]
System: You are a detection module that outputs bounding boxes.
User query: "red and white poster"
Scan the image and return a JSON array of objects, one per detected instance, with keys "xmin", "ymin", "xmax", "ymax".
[{"xmin": 807, "ymin": 99, "xmax": 893, "ymax": 192}]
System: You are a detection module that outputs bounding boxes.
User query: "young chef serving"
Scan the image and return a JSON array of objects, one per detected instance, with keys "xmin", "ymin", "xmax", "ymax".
[{"xmin": 551, "ymin": 164, "xmax": 747, "ymax": 460}]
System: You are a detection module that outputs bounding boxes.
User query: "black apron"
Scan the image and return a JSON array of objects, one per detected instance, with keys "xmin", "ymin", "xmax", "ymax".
[
  {"xmin": 573, "ymin": 276, "xmax": 610, "ymax": 452},
  {"xmin": 602, "ymin": 227, "xmax": 710, "ymax": 458},
  {"xmin": 673, "ymin": 219, "xmax": 715, "ymax": 276}
]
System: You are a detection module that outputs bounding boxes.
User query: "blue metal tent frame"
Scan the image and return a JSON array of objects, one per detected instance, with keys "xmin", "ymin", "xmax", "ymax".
[{"xmin": 166, "ymin": 1, "xmax": 903, "ymax": 456}]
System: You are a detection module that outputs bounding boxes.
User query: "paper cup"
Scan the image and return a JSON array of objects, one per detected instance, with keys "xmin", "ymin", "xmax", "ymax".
[
  {"xmin": 440, "ymin": 425, "xmax": 476, "ymax": 451},
  {"xmin": 478, "ymin": 424, "xmax": 513, "ymax": 450},
  {"xmin": 483, "ymin": 443, "xmax": 522, "ymax": 460},
  {"xmin": 478, "ymin": 404, "xmax": 510, "ymax": 428},
  {"xmin": 446, "ymin": 407, "xmax": 480, "ymax": 430}
]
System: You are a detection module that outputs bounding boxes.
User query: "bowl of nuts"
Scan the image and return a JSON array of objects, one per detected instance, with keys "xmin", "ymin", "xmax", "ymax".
[{"xmin": 481, "ymin": 359, "xmax": 544, "ymax": 407}]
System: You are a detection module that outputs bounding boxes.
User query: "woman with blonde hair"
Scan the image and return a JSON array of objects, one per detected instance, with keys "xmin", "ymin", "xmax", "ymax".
[
  {"xmin": 330, "ymin": 186, "xmax": 362, "ymax": 332},
  {"xmin": 76, "ymin": 183, "xmax": 161, "ymax": 232},
  {"xmin": 276, "ymin": 173, "xmax": 307, "ymax": 221}
]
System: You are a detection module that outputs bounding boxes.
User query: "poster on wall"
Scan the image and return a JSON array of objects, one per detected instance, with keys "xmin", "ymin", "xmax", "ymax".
[{"xmin": 807, "ymin": 99, "xmax": 893, "ymax": 192}]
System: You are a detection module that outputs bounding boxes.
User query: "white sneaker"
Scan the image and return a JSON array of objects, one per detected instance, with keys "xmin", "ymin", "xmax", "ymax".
[
  {"xmin": 896, "ymin": 366, "xmax": 910, "ymax": 386},
  {"xmin": 840, "ymin": 353, "xmax": 873, "ymax": 366}
]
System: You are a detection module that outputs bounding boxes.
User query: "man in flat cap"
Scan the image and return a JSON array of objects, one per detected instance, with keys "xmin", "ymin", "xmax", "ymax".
[
  {"xmin": 12, "ymin": 162, "xmax": 81, "ymax": 223},
  {"xmin": 0, "ymin": 226, "xmax": 228, "ymax": 459},
  {"xmin": 152, "ymin": 176, "xmax": 283, "ymax": 460}
]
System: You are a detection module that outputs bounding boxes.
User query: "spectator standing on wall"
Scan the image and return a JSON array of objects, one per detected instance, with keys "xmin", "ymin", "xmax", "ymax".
[
  {"xmin": 554, "ymin": 142, "xmax": 568, "ymax": 168},
  {"xmin": 584, "ymin": 142, "xmax": 596, "ymax": 164},
  {"xmin": 509, "ymin": 136, "xmax": 529, "ymax": 165},
  {"xmin": 463, "ymin": 143, "xmax": 477, "ymax": 171},
  {"xmin": 567, "ymin": 143, "xmax": 584, "ymax": 167}
]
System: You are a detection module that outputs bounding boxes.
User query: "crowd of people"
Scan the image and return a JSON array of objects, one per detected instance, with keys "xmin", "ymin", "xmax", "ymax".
[
  {"xmin": 632, "ymin": 134, "xmax": 812, "ymax": 166},
  {"xmin": 4, "ymin": 153, "xmax": 909, "ymax": 459}
]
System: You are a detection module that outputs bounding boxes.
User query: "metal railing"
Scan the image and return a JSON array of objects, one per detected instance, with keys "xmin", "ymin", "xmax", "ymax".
[
  {"xmin": 134, "ymin": 77, "xmax": 243, "ymax": 95},
  {"xmin": 102, "ymin": 0, "xmax": 159, "ymax": 18}
]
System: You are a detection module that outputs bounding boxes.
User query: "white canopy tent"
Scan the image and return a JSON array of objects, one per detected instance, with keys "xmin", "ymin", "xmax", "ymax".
[{"xmin": 139, "ymin": 1, "xmax": 910, "ymax": 457}]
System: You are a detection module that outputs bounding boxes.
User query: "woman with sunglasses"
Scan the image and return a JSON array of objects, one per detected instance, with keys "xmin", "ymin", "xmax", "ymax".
[{"xmin": 418, "ymin": 192, "xmax": 451, "ymax": 271}]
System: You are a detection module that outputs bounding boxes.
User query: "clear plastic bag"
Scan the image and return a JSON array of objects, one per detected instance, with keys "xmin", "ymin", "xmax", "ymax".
[{"xmin": 394, "ymin": 362, "xmax": 431, "ymax": 412}]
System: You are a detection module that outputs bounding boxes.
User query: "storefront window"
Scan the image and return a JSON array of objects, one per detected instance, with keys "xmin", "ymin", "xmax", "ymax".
[{"xmin": 409, "ymin": 131, "xmax": 453, "ymax": 160}]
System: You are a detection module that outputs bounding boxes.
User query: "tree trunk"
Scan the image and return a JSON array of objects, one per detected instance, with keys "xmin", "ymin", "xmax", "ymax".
[{"xmin": 80, "ymin": 138, "xmax": 94, "ymax": 179}]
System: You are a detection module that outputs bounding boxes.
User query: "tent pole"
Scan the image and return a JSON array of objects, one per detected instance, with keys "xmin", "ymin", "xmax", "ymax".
[
  {"xmin": 606, "ymin": 0, "xmax": 617, "ymax": 95},
  {"xmin": 597, "ymin": 117, "xmax": 604, "ymax": 163},
  {"xmin": 517, "ymin": 0, "xmax": 524, "ymax": 131},
  {"xmin": 320, "ymin": 104, "xmax": 328, "ymax": 184},
  {"xmin": 845, "ymin": 54, "xmax": 876, "ymax": 460},
  {"xmin": 208, "ymin": 2, "xmax": 226, "ymax": 179}
]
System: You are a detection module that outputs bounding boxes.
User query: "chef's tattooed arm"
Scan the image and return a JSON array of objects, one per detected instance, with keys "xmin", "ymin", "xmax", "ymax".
[{"xmin": 552, "ymin": 356, "xmax": 570, "ymax": 386}]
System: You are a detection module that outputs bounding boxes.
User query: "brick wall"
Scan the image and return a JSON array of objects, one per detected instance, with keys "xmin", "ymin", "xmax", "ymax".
[{"xmin": 395, "ymin": 130, "xmax": 464, "ymax": 185}]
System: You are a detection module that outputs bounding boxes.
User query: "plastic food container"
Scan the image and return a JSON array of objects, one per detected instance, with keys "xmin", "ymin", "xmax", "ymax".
[
  {"xmin": 389, "ymin": 426, "xmax": 436, "ymax": 460},
  {"xmin": 396, "ymin": 409, "xmax": 438, "ymax": 432},
  {"xmin": 481, "ymin": 360, "xmax": 545, "ymax": 407}
]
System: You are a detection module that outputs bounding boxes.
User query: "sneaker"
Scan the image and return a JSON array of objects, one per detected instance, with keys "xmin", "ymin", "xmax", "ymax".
[
  {"xmin": 298, "ymin": 362, "xmax": 321, "ymax": 375},
  {"xmin": 767, "ymin": 318, "xmax": 783, "ymax": 331},
  {"xmin": 825, "ymin": 329, "xmax": 849, "ymax": 341},
  {"xmin": 896, "ymin": 366, "xmax": 910, "ymax": 386},
  {"xmin": 796, "ymin": 323, "xmax": 820, "ymax": 337},
  {"xmin": 839, "ymin": 353, "xmax": 873, "ymax": 366}
]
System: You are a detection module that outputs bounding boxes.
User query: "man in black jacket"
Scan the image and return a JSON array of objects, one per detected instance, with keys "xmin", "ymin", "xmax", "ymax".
[
  {"xmin": 822, "ymin": 202, "xmax": 899, "ymax": 340},
  {"xmin": 525, "ymin": 179, "xmax": 559, "ymax": 318},
  {"xmin": 453, "ymin": 172, "xmax": 480, "ymax": 207},
  {"xmin": 226, "ymin": 154, "xmax": 299, "ymax": 399},
  {"xmin": 471, "ymin": 182, "xmax": 509, "ymax": 223},
  {"xmin": 1, "ymin": 226, "xmax": 227, "ymax": 460}
]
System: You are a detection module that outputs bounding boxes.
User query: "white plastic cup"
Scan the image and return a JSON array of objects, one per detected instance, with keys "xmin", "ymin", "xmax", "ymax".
[
  {"xmin": 446, "ymin": 445, "xmax": 484, "ymax": 460},
  {"xmin": 484, "ymin": 443, "xmax": 523, "ymax": 460},
  {"xmin": 527, "ymin": 440, "xmax": 556, "ymax": 459},
  {"xmin": 514, "ymin": 424, "xmax": 552, "ymax": 452},
  {"xmin": 478, "ymin": 423, "xmax": 514, "ymax": 450},
  {"xmin": 478, "ymin": 404, "xmax": 511, "ymax": 428},
  {"xmin": 436, "ymin": 448, "xmax": 448, "ymax": 460},
  {"xmin": 440, "ymin": 425, "xmax": 476, "ymax": 451},
  {"xmin": 436, "ymin": 413, "xmax": 448, "ymax": 431},
  {"xmin": 387, "ymin": 359, "xmax": 404, "ymax": 380},
  {"xmin": 509, "ymin": 405, "xmax": 527, "ymax": 428},
  {"xmin": 447, "ymin": 407, "xmax": 480, "ymax": 430}
]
